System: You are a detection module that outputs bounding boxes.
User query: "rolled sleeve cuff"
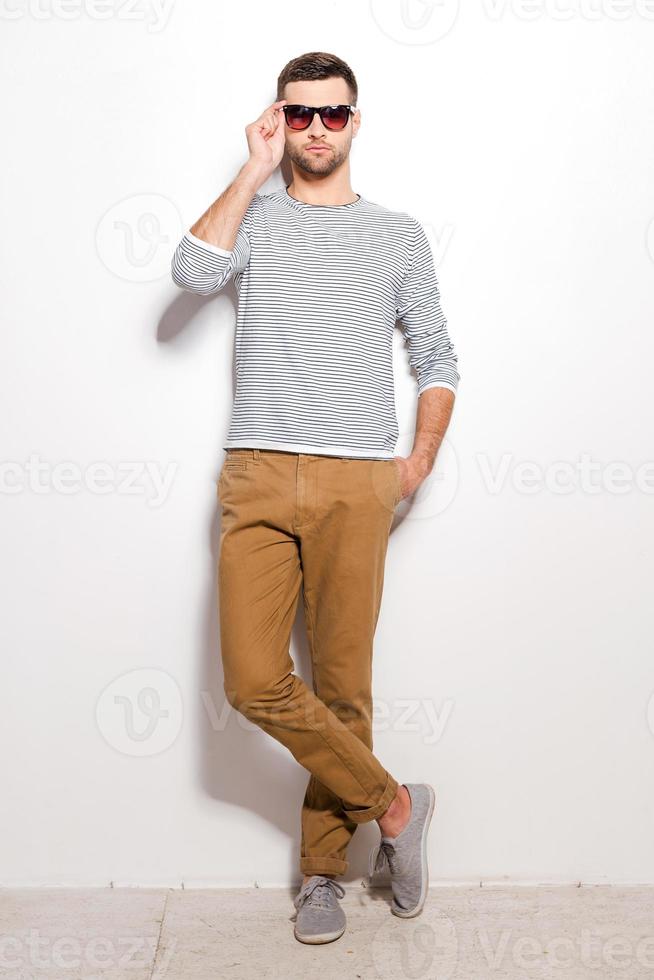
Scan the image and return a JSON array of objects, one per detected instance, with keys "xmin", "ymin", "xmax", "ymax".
[
  {"xmin": 418, "ymin": 380, "xmax": 459, "ymax": 396},
  {"xmin": 184, "ymin": 230, "xmax": 234, "ymax": 257}
]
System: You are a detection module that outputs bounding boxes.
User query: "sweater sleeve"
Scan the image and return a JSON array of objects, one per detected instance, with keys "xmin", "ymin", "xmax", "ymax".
[
  {"xmin": 396, "ymin": 217, "xmax": 460, "ymax": 396},
  {"xmin": 170, "ymin": 193, "xmax": 260, "ymax": 295}
]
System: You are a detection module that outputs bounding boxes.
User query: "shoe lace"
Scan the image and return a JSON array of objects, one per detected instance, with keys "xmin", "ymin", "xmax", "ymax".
[
  {"xmin": 294, "ymin": 875, "xmax": 346, "ymax": 911},
  {"xmin": 368, "ymin": 839, "xmax": 399, "ymax": 879}
]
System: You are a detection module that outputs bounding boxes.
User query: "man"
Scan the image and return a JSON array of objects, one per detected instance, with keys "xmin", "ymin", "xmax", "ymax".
[{"xmin": 171, "ymin": 51, "xmax": 459, "ymax": 944}]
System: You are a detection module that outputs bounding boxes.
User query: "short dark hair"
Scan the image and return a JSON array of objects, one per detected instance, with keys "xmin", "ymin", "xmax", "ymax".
[{"xmin": 276, "ymin": 52, "xmax": 358, "ymax": 105}]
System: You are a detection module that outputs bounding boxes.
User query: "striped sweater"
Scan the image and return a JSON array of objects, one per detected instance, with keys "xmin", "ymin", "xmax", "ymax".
[{"xmin": 171, "ymin": 185, "xmax": 459, "ymax": 459}]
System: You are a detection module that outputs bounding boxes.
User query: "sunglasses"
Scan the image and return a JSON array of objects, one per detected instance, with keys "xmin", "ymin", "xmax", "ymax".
[{"xmin": 280, "ymin": 104, "xmax": 357, "ymax": 132}]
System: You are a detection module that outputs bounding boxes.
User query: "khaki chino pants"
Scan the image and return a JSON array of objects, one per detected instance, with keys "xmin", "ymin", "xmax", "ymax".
[{"xmin": 217, "ymin": 447, "xmax": 403, "ymax": 877}]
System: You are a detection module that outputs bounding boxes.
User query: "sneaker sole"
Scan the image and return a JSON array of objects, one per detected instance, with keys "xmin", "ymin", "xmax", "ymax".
[
  {"xmin": 294, "ymin": 925, "xmax": 346, "ymax": 944},
  {"xmin": 391, "ymin": 783, "xmax": 436, "ymax": 918}
]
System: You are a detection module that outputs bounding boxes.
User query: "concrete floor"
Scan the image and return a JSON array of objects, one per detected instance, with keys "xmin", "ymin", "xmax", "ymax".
[{"xmin": 1, "ymin": 884, "xmax": 652, "ymax": 979}]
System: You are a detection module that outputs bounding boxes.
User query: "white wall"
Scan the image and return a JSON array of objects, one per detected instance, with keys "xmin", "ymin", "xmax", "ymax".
[{"xmin": 1, "ymin": 0, "xmax": 653, "ymax": 887}]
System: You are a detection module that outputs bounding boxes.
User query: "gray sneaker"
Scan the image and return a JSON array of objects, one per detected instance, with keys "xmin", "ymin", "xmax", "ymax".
[
  {"xmin": 368, "ymin": 782, "xmax": 436, "ymax": 917},
  {"xmin": 292, "ymin": 875, "xmax": 346, "ymax": 944}
]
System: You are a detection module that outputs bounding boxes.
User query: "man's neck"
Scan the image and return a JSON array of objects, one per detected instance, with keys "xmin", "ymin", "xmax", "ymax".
[{"xmin": 286, "ymin": 174, "xmax": 357, "ymax": 207}]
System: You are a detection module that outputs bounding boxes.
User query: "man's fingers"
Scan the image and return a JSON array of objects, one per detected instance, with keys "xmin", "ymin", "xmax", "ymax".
[
  {"xmin": 248, "ymin": 101, "xmax": 285, "ymax": 133},
  {"xmin": 259, "ymin": 99, "xmax": 287, "ymax": 125},
  {"xmin": 246, "ymin": 99, "xmax": 287, "ymax": 142},
  {"xmin": 256, "ymin": 116, "xmax": 276, "ymax": 139},
  {"xmin": 263, "ymin": 107, "xmax": 285, "ymax": 137}
]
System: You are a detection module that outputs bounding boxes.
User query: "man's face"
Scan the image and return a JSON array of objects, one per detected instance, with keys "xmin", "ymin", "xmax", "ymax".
[{"xmin": 280, "ymin": 79, "xmax": 360, "ymax": 178}]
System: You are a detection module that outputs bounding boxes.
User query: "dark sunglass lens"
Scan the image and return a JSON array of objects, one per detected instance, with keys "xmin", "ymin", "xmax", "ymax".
[
  {"xmin": 286, "ymin": 106, "xmax": 313, "ymax": 130},
  {"xmin": 322, "ymin": 106, "xmax": 350, "ymax": 130}
]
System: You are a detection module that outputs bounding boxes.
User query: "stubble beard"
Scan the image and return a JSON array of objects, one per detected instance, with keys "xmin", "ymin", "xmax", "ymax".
[{"xmin": 286, "ymin": 139, "xmax": 350, "ymax": 178}]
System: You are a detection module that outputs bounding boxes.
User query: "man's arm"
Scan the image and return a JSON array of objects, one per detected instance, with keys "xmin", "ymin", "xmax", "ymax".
[
  {"xmin": 409, "ymin": 385, "xmax": 455, "ymax": 476},
  {"xmin": 170, "ymin": 99, "xmax": 287, "ymax": 293},
  {"xmin": 395, "ymin": 217, "xmax": 460, "ymax": 497},
  {"xmin": 189, "ymin": 161, "xmax": 267, "ymax": 251}
]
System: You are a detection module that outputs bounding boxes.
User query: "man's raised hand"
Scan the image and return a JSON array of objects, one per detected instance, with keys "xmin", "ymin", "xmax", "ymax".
[{"xmin": 245, "ymin": 99, "xmax": 288, "ymax": 179}]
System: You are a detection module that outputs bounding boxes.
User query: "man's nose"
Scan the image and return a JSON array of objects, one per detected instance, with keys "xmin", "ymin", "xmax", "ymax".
[{"xmin": 307, "ymin": 112, "xmax": 327, "ymax": 136}]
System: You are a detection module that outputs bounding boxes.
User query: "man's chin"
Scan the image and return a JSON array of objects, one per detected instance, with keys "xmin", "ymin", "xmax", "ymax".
[{"xmin": 297, "ymin": 158, "xmax": 336, "ymax": 176}]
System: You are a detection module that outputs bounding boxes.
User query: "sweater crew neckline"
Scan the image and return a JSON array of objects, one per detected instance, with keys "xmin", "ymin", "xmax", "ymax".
[{"xmin": 282, "ymin": 185, "xmax": 363, "ymax": 210}]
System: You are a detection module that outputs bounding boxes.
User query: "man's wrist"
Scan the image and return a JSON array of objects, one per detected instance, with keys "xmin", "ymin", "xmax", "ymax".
[
  {"xmin": 409, "ymin": 450, "xmax": 434, "ymax": 478},
  {"xmin": 239, "ymin": 159, "xmax": 270, "ymax": 191}
]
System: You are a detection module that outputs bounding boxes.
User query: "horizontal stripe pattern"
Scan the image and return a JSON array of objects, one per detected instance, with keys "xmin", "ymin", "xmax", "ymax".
[{"xmin": 171, "ymin": 186, "xmax": 459, "ymax": 459}]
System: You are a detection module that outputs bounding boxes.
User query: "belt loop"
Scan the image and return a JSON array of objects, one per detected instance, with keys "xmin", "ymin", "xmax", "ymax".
[{"xmin": 253, "ymin": 448, "xmax": 260, "ymax": 462}]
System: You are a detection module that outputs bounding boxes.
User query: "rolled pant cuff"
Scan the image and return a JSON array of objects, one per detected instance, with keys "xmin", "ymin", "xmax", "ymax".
[
  {"xmin": 300, "ymin": 855, "xmax": 348, "ymax": 876},
  {"xmin": 342, "ymin": 770, "xmax": 399, "ymax": 824}
]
